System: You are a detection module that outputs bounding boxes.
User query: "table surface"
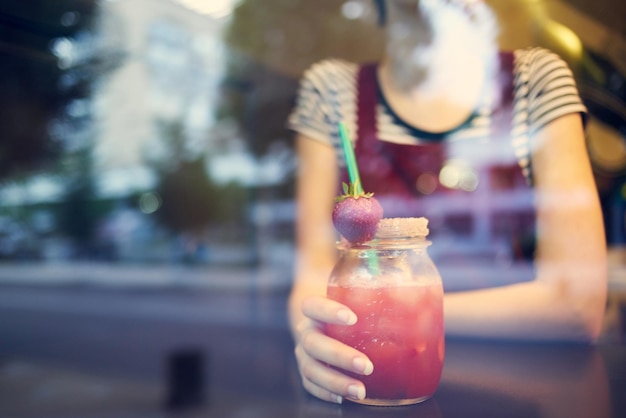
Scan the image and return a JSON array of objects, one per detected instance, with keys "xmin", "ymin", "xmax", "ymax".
[
  {"xmin": 0, "ymin": 283, "xmax": 624, "ymax": 418},
  {"xmin": 196, "ymin": 325, "xmax": 626, "ymax": 418}
]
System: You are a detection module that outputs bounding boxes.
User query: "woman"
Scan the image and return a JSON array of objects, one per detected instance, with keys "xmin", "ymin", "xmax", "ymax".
[{"xmin": 287, "ymin": 0, "xmax": 607, "ymax": 404}]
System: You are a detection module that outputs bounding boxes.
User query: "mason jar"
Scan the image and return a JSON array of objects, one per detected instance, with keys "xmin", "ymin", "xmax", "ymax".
[{"xmin": 325, "ymin": 217, "xmax": 444, "ymax": 406}]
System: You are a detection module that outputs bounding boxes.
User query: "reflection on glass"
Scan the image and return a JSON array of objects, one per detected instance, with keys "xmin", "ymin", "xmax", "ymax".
[
  {"xmin": 0, "ymin": 1, "xmax": 623, "ymax": 417},
  {"xmin": 0, "ymin": 0, "xmax": 623, "ymax": 318},
  {"xmin": 440, "ymin": 341, "xmax": 612, "ymax": 418}
]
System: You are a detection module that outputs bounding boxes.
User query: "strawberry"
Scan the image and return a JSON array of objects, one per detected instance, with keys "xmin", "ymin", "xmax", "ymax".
[{"xmin": 332, "ymin": 182, "xmax": 383, "ymax": 245}]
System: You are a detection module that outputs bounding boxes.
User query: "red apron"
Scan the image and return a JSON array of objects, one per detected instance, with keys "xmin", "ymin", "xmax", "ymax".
[{"xmin": 343, "ymin": 53, "xmax": 536, "ymax": 291}]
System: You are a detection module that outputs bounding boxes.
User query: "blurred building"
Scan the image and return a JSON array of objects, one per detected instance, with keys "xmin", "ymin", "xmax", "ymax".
[{"xmin": 95, "ymin": 0, "xmax": 228, "ymax": 176}]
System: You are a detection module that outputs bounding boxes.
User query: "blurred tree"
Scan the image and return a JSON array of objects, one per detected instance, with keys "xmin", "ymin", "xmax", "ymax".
[
  {"xmin": 56, "ymin": 169, "xmax": 98, "ymax": 256},
  {"xmin": 155, "ymin": 157, "xmax": 218, "ymax": 233},
  {"xmin": 0, "ymin": 0, "xmax": 120, "ymax": 180},
  {"xmin": 0, "ymin": 0, "xmax": 125, "ymax": 256},
  {"xmin": 224, "ymin": 0, "xmax": 383, "ymax": 79},
  {"xmin": 151, "ymin": 120, "xmax": 248, "ymax": 234},
  {"xmin": 219, "ymin": 0, "xmax": 384, "ymax": 159}
]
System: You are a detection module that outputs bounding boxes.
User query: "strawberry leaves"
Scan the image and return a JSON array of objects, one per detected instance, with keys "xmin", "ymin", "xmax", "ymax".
[{"xmin": 335, "ymin": 180, "xmax": 374, "ymax": 203}]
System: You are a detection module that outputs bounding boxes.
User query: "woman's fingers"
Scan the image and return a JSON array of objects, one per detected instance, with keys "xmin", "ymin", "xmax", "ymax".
[
  {"xmin": 295, "ymin": 344, "xmax": 367, "ymax": 403},
  {"xmin": 294, "ymin": 296, "xmax": 375, "ymax": 403},
  {"xmin": 300, "ymin": 327, "xmax": 373, "ymax": 376},
  {"xmin": 301, "ymin": 295, "xmax": 357, "ymax": 326},
  {"xmin": 301, "ymin": 375, "xmax": 344, "ymax": 405},
  {"xmin": 294, "ymin": 316, "xmax": 373, "ymax": 403}
]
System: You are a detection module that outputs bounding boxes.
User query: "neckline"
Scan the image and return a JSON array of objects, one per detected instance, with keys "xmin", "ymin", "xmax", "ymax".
[{"xmin": 373, "ymin": 64, "xmax": 484, "ymax": 142}]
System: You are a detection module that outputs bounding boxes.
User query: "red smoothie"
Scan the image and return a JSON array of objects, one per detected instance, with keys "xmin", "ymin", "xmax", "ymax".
[{"xmin": 326, "ymin": 283, "xmax": 444, "ymax": 404}]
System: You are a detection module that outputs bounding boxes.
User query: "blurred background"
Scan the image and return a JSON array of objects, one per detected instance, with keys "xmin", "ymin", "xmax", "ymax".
[
  {"xmin": 0, "ymin": 0, "xmax": 625, "ymax": 416},
  {"xmin": 0, "ymin": 0, "xmax": 625, "ymax": 277}
]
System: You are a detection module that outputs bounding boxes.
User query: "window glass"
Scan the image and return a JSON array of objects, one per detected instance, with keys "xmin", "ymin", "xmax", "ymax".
[{"xmin": 0, "ymin": 0, "xmax": 623, "ymax": 292}]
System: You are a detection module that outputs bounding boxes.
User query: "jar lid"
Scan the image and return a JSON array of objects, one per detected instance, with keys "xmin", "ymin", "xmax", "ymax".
[{"xmin": 375, "ymin": 217, "xmax": 429, "ymax": 239}]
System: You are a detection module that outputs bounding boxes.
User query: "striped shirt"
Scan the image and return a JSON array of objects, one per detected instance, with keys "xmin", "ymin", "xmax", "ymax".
[{"xmin": 288, "ymin": 47, "xmax": 587, "ymax": 183}]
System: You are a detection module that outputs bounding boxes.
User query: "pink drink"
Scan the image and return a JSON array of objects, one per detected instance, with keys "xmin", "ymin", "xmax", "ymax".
[{"xmin": 326, "ymin": 282, "xmax": 444, "ymax": 404}]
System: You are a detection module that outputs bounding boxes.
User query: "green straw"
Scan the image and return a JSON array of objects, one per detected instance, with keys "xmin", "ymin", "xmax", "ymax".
[
  {"xmin": 338, "ymin": 122, "xmax": 363, "ymax": 194},
  {"xmin": 337, "ymin": 122, "xmax": 379, "ymax": 274}
]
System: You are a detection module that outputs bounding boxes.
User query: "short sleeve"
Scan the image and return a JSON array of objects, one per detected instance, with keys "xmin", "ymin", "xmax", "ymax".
[
  {"xmin": 515, "ymin": 47, "xmax": 587, "ymax": 135},
  {"xmin": 287, "ymin": 59, "xmax": 359, "ymax": 147}
]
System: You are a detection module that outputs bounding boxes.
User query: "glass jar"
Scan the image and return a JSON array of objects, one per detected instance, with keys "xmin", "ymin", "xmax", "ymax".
[{"xmin": 325, "ymin": 217, "xmax": 444, "ymax": 406}]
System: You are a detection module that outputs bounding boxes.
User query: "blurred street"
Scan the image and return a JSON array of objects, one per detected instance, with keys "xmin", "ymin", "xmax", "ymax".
[
  {"xmin": 0, "ymin": 264, "xmax": 294, "ymax": 418},
  {"xmin": 1, "ymin": 261, "xmax": 626, "ymax": 418}
]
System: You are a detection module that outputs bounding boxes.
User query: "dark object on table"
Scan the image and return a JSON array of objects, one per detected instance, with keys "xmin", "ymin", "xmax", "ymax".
[{"xmin": 165, "ymin": 348, "xmax": 206, "ymax": 410}]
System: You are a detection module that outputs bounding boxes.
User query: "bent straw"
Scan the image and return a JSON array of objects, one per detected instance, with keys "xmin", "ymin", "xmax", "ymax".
[{"xmin": 338, "ymin": 122, "xmax": 363, "ymax": 194}]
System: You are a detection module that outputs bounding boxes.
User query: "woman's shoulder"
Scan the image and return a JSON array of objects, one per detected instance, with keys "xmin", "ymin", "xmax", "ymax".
[
  {"xmin": 512, "ymin": 47, "xmax": 574, "ymax": 78},
  {"xmin": 509, "ymin": 47, "xmax": 586, "ymax": 133},
  {"xmin": 301, "ymin": 59, "xmax": 360, "ymax": 88}
]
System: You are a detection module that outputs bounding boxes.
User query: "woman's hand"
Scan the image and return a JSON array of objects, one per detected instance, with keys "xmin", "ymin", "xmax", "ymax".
[
  {"xmin": 294, "ymin": 295, "xmax": 374, "ymax": 404},
  {"xmin": 291, "ymin": 135, "xmax": 374, "ymax": 403}
]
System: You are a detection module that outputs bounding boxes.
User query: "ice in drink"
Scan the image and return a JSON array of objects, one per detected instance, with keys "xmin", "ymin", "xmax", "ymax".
[{"xmin": 326, "ymin": 282, "xmax": 444, "ymax": 404}]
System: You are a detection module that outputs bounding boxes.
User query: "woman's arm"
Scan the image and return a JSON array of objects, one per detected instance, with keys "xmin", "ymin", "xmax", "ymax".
[
  {"xmin": 288, "ymin": 134, "xmax": 339, "ymax": 336},
  {"xmin": 444, "ymin": 113, "xmax": 608, "ymax": 341},
  {"xmin": 289, "ymin": 134, "xmax": 374, "ymax": 404}
]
